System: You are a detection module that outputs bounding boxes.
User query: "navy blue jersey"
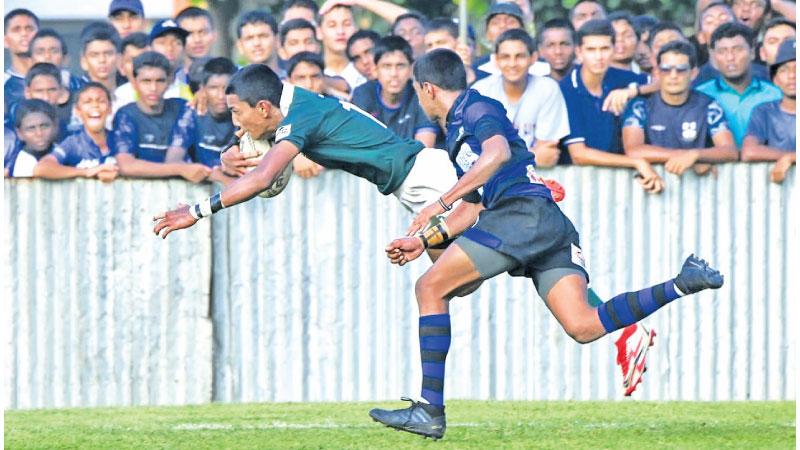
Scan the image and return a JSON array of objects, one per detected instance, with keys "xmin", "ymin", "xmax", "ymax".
[
  {"xmin": 111, "ymin": 98, "xmax": 188, "ymax": 162},
  {"xmin": 169, "ymin": 107, "xmax": 235, "ymax": 167},
  {"xmin": 55, "ymin": 128, "xmax": 116, "ymax": 167},
  {"xmin": 351, "ymin": 80, "xmax": 441, "ymax": 146},
  {"xmin": 445, "ymin": 89, "xmax": 552, "ymax": 208},
  {"xmin": 746, "ymin": 100, "xmax": 796, "ymax": 152},
  {"xmin": 4, "ymin": 70, "xmax": 25, "ymax": 115},
  {"xmin": 622, "ymin": 91, "xmax": 729, "ymax": 149},
  {"xmin": 4, "ymin": 120, "xmax": 22, "ymax": 169}
]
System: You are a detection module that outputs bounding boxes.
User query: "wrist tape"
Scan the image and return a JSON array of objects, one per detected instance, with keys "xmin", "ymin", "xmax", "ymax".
[{"xmin": 189, "ymin": 192, "xmax": 225, "ymax": 220}]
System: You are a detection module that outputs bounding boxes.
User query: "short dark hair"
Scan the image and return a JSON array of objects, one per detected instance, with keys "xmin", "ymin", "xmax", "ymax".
[
  {"xmin": 426, "ymin": 17, "xmax": 459, "ymax": 39},
  {"xmin": 31, "ymin": 29, "xmax": 68, "ymax": 56},
  {"xmin": 632, "ymin": 15, "xmax": 658, "ymax": 37},
  {"xmin": 202, "ymin": 57, "xmax": 237, "ymax": 85},
  {"xmin": 120, "ymin": 32, "xmax": 148, "ymax": 53},
  {"xmin": 346, "ymin": 29, "xmax": 381, "ymax": 60},
  {"xmin": 4, "ymin": 8, "xmax": 39, "ymax": 31},
  {"xmin": 76, "ymin": 81, "xmax": 112, "ymax": 102},
  {"xmin": 495, "ymin": 28, "xmax": 535, "ymax": 54},
  {"xmin": 576, "ymin": 19, "xmax": 615, "ymax": 46},
  {"xmin": 237, "ymin": 10, "xmax": 278, "ymax": 38},
  {"xmin": 372, "ymin": 35, "xmax": 413, "ymax": 65},
  {"xmin": 80, "ymin": 21, "xmax": 121, "ymax": 54},
  {"xmin": 283, "ymin": 0, "xmax": 319, "ymax": 18},
  {"xmin": 657, "ymin": 40, "xmax": 698, "ymax": 67},
  {"xmin": 647, "ymin": 21, "xmax": 684, "ymax": 48},
  {"xmin": 607, "ymin": 11, "xmax": 640, "ymax": 41},
  {"xmin": 176, "ymin": 6, "xmax": 214, "ymax": 29},
  {"xmin": 763, "ymin": 17, "xmax": 796, "ymax": 35},
  {"xmin": 537, "ymin": 18, "xmax": 576, "ymax": 47},
  {"xmin": 279, "ymin": 18, "xmax": 317, "ymax": 46},
  {"xmin": 225, "ymin": 64, "xmax": 283, "ymax": 107},
  {"xmin": 14, "ymin": 99, "xmax": 56, "ymax": 129},
  {"xmin": 133, "ymin": 51, "xmax": 171, "ymax": 78},
  {"xmin": 569, "ymin": 1, "xmax": 606, "ymax": 20},
  {"xmin": 392, "ymin": 12, "xmax": 428, "ymax": 34},
  {"xmin": 699, "ymin": 1, "xmax": 734, "ymax": 32},
  {"xmin": 25, "ymin": 62, "xmax": 62, "ymax": 88},
  {"xmin": 710, "ymin": 21, "xmax": 755, "ymax": 49},
  {"xmin": 287, "ymin": 51, "xmax": 325, "ymax": 77},
  {"xmin": 413, "ymin": 48, "xmax": 466, "ymax": 91}
]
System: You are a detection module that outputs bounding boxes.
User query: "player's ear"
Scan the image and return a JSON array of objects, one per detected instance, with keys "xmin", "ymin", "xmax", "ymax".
[{"xmin": 256, "ymin": 100, "xmax": 271, "ymax": 117}]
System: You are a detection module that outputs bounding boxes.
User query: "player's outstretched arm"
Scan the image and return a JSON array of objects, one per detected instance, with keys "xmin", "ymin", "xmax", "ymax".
[{"xmin": 153, "ymin": 141, "xmax": 300, "ymax": 239}]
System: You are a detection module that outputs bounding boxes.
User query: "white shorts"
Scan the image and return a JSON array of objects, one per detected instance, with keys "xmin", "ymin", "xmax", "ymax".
[{"xmin": 392, "ymin": 147, "xmax": 458, "ymax": 215}]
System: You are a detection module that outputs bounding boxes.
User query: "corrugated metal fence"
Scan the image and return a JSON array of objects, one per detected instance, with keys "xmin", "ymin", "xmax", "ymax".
[{"xmin": 4, "ymin": 164, "xmax": 796, "ymax": 409}]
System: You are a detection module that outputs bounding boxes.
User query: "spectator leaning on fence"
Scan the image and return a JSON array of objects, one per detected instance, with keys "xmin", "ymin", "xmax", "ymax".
[
  {"xmin": 742, "ymin": 38, "xmax": 796, "ymax": 184},
  {"xmin": 107, "ymin": 0, "xmax": 145, "ymax": 39},
  {"xmin": 4, "ymin": 9, "xmax": 39, "ymax": 115},
  {"xmin": 34, "ymin": 82, "xmax": 118, "ymax": 182},
  {"xmin": 558, "ymin": 19, "xmax": 663, "ymax": 193},
  {"xmin": 347, "ymin": 30, "xmax": 380, "ymax": 82},
  {"xmin": 6, "ymin": 99, "xmax": 60, "ymax": 178},
  {"xmin": 696, "ymin": 22, "xmax": 782, "ymax": 148},
  {"xmin": 537, "ymin": 19, "xmax": 577, "ymax": 82},
  {"xmin": 111, "ymin": 51, "xmax": 210, "ymax": 183},
  {"xmin": 472, "ymin": 29, "xmax": 569, "ymax": 168},
  {"xmin": 622, "ymin": 41, "xmax": 738, "ymax": 176}
]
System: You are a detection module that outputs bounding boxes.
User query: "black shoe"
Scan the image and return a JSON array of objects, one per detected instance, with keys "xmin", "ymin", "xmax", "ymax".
[
  {"xmin": 369, "ymin": 397, "xmax": 446, "ymax": 440},
  {"xmin": 674, "ymin": 254, "xmax": 724, "ymax": 295}
]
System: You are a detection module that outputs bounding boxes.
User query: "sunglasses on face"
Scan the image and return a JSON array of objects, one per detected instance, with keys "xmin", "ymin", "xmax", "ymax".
[{"xmin": 658, "ymin": 63, "xmax": 691, "ymax": 73}]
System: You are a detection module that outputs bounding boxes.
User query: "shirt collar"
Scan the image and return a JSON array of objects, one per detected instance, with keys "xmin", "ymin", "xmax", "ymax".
[
  {"xmin": 445, "ymin": 89, "xmax": 470, "ymax": 128},
  {"xmin": 279, "ymin": 82, "xmax": 295, "ymax": 116},
  {"xmin": 714, "ymin": 74, "xmax": 764, "ymax": 96}
]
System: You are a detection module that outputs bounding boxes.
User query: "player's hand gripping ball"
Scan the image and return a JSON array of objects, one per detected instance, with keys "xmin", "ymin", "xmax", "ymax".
[{"xmin": 239, "ymin": 132, "xmax": 293, "ymax": 198}]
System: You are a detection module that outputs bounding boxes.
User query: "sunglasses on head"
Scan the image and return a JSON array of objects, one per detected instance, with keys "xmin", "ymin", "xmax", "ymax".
[{"xmin": 658, "ymin": 63, "xmax": 691, "ymax": 73}]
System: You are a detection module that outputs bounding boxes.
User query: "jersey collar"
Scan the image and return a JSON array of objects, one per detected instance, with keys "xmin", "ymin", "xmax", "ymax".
[
  {"xmin": 279, "ymin": 82, "xmax": 295, "ymax": 116},
  {"xmin": 445, "ymin": 89, "xmax": 470, "ymax": 128}
]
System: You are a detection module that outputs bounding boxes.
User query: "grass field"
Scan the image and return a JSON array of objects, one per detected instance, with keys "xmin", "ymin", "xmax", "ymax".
[{"xmin": 5, "ymin": 400, "xmax": 795, "ymax": 449}]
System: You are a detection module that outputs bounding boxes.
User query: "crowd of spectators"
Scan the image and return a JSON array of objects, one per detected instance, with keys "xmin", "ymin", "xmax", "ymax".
[{"xmin": 3, "ymin": 0, "xmax": 796, "ymax": 186}]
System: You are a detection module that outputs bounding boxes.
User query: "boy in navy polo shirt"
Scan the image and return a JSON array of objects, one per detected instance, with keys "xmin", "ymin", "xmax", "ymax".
[
  {"xmin": 6, "ymin": 99, "xmax": 60, "ymax": 177},
  {"xmin": 168, "ymin": 57, "xmax": 237, "ymax": 184},
  {"xmin": 112, "ymin": 51, "xmax": 210, "ymax": 182},
  {"xmin": 559, "ymin": 19, "xmax": 663, "ymax": 193},
  {"xmin": 623, "ymin": 41, "xmax": 738, "ymax": 175}
]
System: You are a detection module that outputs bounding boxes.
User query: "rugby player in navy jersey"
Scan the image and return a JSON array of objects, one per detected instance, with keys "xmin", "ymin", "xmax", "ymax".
[
  {"xmin": 167, "ymin": 57, "xmax": 237, "ymax": 184},
  {"xmin": 112, "ymin": 51, "xmax": 210, "ymax": 183},
  {"xmin": 368, "ymin": 49, "xmax": 724, "ymax": 440}
]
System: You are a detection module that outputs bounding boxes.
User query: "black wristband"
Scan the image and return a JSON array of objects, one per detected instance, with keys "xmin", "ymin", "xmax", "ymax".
[
  {"xmin": 438, "ymin": 197, "xmax": 452, "ymax": 212},
  {"xmin": 210, "ymin": 192, "xmax": 224, "ymax": 213}
]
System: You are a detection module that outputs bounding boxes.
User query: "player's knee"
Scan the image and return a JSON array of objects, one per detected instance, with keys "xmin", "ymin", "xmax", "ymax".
[{"xmin": 415, "ymin": 272, "xmax": 449, "ymax": 305}]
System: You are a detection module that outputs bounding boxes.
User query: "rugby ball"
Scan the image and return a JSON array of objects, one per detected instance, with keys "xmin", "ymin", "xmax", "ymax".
[{"xmin": 238, "ymin": 131, "xmax": 293, "ymax": 198}]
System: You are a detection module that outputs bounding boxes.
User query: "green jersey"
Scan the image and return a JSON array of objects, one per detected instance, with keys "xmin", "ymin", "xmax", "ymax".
[{"xmin": 274, "ymin": 84, "xmax": 424, "ymax": 194}]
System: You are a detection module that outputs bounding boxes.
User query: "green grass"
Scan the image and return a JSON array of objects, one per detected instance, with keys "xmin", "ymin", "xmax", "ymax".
[{"xmin": 5, "ymin": 400, "xmax": 795, "ymax": 449}]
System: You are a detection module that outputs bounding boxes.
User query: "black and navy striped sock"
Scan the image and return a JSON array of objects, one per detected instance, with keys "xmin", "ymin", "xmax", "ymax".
[
  {"xmin": 419, "ymin": 314, "xmax": 451, "ymax": 408},
  {"xmin": 597, "ymin": 280, "xmax": 682, "ymax": 333}
]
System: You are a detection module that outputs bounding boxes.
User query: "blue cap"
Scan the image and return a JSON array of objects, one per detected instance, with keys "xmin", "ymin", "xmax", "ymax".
[
  {"xmin": 771, "ymin": 38, "xmax": 796, "ymax": 78},
  {"xmin": 108, "ymin": 0, "xmax": 144, "ymax": 17},
  {"xmin": 149, "ymin": 19, "xmax": 189, "ymax": 44}
]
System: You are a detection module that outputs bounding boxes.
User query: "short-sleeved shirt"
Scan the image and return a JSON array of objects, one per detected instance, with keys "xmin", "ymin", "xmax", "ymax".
[
  {"xmin": 350, "ymin": 80, "xmax": 440, "ymax": 144},
  {"xmin": 472, "ymin": 73, "xmax": 570, "ymax": 150},
  {"xmin": 559, "ymin": 65, "xmax": 649, "ymax": 157},
  {"xmin": 8, "ymin": 145, "xmax": 59, "ymax": 177},
  {"xmin": 4, "ymin": 69, "xmax": 25, "ymax": 115},
  {"xmin": 169, "ymin": 108, "xmax": 235, "ymax": 167},
  {"xmin": 274, "ymin": 83, "xmax": 424, "ymax": 195},
  {"xmin": 622, "ymin": 91, "xmax": 729, "ymax": 149},
  {"xmin": 472, "ymin": 54, "xmax": 551, "ymax": 83},
  {"xmin": 54, "ymin": 128, "xmax": 116, "ymax": 167},
  {"xmin": 692, "ymin": 62, "xmax": 770, "ymax": 88},
  {"xmin": 111, "ymin": 98, "xmax": 188, "ymax": 162},
  {"xmin": 444, "ymin": 89, "xmax": 553, "ymax": 209},
  {"xmin": 746, "ymin": 100, "xmax": 796, "ymax": 152},
  {"xmin": 695, "ymin": 76, "xmax": 782, "ymax": 148}
]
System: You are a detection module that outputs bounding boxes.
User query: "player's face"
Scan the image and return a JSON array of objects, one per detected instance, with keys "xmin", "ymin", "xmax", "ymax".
[
  {"xmin": 759, "ymin": 25, "xmax": 795, "ymax": 65},
  {"xmin": 376, "ymin": 51, "xmax": 411, "ymax": 96},
  {"xmin": 393, "ymin": 18, "xmax": 426, "ymax": 58},
  {"xmin": 237, "ymin": 23, "xmax": 276, "ymax": 65},
  {"xmin": 180, "ymin": 16, "xmax": 216, "ymax": 60},
  {"xmin": 657, "ymin": 52, "xmax": 694, "ymax": 96},
  {"xmin": 571, "ymin": 2, "xmax": 605, "ymax": 31},
  {"xmin": 576, "ymin": 35, "xmax": 613, "ymax": 76},
  {"xmin": 74, "ymin": 87, "xmax": 111, "ymax": 133},
  {"xmin": 280, "ymin": 28, "xmax": 320, "ymax": 60},
  {"xmin": 773, "ymin": 61, "xmax": 796, "ymax": 99},
  {"xmin": 320, "ymin": 7, "xmax": 356, "ymax": 54},
  {"xmin": 424, "ymin": 31, "xmax": 458, "ymax": 52},
  {"xmin": 496, "ymin": 39, "xmax": 534, "ymax": 84},
  {"xmin": 539, "ymin": 28, "xmax": 575, "ymax": 72},
  {"xmin": 226, "ymin": 94, "xmax": 276, "ymax": 140},
  {"xmin": 81, "ymin": 40, "xmax": 119, "ymax": 82},
  {"xmin": 25, "ymin": 75, "xmax": 62, "ymax": 105},
  {"xmin": 119, "ymin": 45, "xmax": 149, "ymax": 80},
  {"xmin": 204, "ymin": 74, "xmax": 231, "ymax": 117},
  {"xmin": 288, "ymin": 62, "xmax": 324, "ymax": 94},
  {"xmin": 31, "ymin": 36, "xmax": 65, "ymax": 67},
  {"xmin": 109, "ymin": 10, "xmax": 144, "ymax": 39},
  {"xmin": 152, "ymin": 33, "xmax": 185, "ymax": 70},
  {"xmin": 350, "ymin": 38, "xmax": 376, "ymax": 80},
  {"xmin": 712, "ymin": 35, "xmax": 752, "ymax": 81},
  {"xmin": 611, "ymin": 19, "xmax": 638, "ymax": 65},
  {"xmin": 133, "ymin": 66, "xmax": 169, "ymax": 109},
  {"xmin": 486, "ymin": 14, "xmax": 523, "ymax": 44},
  {"xmin": 4, "ymin": 14, "xmax": 37, "ymax": 55},
  {"xmin": 17, "ymin": 112, "xmax": 56, "ymax": 152},
  {"xmin": 732, "ymin": 0, "xmax": 767, "ymax": 30}
]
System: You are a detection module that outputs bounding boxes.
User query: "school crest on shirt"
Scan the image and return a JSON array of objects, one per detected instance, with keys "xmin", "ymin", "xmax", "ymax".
[
  {"xmin": 275, "ymin": 124, "xmax": 291, "ymax": 141},
  {"xmin": 455, "ymin": 142, "xmax": 478, "ymax": 172},
  {"xmin": 681, "ymin": 121, "xmax": 698, "ymax": 142},
  {"xmin": 144, "ymin": 133, "xmax": 155, "ymax": 143}
]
